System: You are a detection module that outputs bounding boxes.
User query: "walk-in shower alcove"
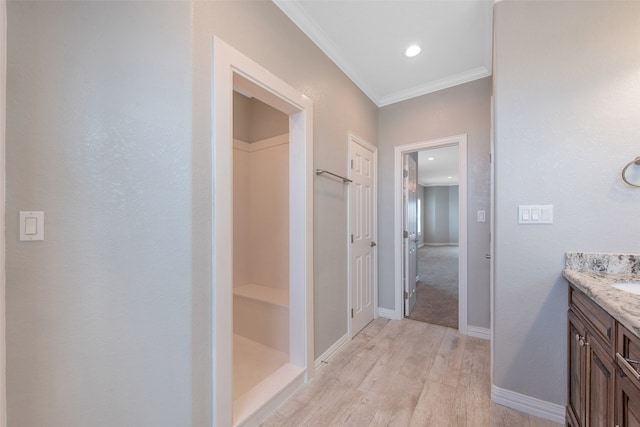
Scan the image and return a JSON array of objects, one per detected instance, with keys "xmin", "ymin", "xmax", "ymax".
[
  {"xmin": 231, "ymin": 91, "xmax": 303, "ymax": 426},
  {"xmin": 212, "ymin": 38, "xmax": 313, "ymax": 427}
]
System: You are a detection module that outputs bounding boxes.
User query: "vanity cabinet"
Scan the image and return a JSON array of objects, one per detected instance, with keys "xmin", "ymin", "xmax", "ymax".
[
  {"xmin": 567, "ymin": 284, "xmax": 615, "ymax": 427},
  {"xmin": 616, "ymin": 325, "xmax": 640, "ymax": 427}
]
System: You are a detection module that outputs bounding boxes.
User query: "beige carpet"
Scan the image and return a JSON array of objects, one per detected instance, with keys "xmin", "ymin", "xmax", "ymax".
[{"xmin": 407, "ymin": 245, "xmax": 458, "ymax": 329}]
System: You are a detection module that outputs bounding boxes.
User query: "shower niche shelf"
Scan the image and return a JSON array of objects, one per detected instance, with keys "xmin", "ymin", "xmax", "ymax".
[{"xmin": 233, "ymin": 284, "xmax": 289, "ymax": 308}]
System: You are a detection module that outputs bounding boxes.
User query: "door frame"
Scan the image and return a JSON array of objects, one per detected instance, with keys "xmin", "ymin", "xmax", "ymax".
[
  {"xmin": 211, "ymin": 37, "xmax": 314, "ymax": 426},
  {"xmin": 393, "ymin": 134, "xmax": 468, "ymax": 334},
  {"xmin": 347, "ymin": 132, "xmax": 378, "ymax": 338}
]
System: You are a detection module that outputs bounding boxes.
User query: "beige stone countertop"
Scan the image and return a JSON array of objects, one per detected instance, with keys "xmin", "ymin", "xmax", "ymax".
[{"xmin": 563, "ymin": 268, "xmax": 640, "ymax": 338}]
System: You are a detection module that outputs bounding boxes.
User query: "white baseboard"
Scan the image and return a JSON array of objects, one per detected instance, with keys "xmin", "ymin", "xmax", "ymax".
[
  {"xmin": 491, "ymin": 385, "xmax": 565, "ymax": 424},
  {"xmin": 466, "ymin": 325, "xmax": 491, "ymax": 340},
  {"xmin": 314, "ymin": 333, "xmax": 350, "ymax": 372},
  {"xmin": 377, "ymin": 307, "xmax": 401, "ymax": 320},
  {"xmin": 423, "ymin": 243, "xmax": 459, "ymax": 247}
]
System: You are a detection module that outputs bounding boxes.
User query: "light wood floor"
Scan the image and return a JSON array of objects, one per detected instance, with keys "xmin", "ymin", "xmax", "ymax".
[{"xmin": 260, "ymin": 318, "xmax": 563, "ymax": 427}]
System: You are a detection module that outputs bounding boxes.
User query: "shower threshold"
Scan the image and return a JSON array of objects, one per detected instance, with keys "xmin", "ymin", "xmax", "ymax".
[{"xmin": 233, "ymin": 335, "xmax": 305, "ymax": 426}]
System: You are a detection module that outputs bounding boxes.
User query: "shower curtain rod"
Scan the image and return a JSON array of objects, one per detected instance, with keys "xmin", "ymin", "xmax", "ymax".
[{"xmin": 315, "ymin": 169, "xmax": 352, "ymax": 183}]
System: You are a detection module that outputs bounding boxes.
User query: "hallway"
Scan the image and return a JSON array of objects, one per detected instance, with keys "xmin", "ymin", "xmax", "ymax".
[{"xmin": 260, "ymin": 318, "xmax": 561, "ymax": 426}]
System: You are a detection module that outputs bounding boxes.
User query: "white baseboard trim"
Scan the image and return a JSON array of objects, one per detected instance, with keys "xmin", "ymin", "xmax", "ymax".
[
  {"xmin": 377, "ymin": 307, "xmax": 401, "ymax": 320},
  {"xmin": 424, "ymin": 243, "xmax": 459, "ymax": 247},
  {"xmin": 314, "ymin": 333, "xmax": 350, "ymax": 372},
  {"xmin": 491, "ymin": 385, "xmax": 565, "ymax": 424},
  {"xmin": 465, "ymin": 325, "xmax": 491, "ymax": 340}
]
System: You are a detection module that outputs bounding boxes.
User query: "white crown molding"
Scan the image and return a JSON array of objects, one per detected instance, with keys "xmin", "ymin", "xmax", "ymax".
[
  {"xmin": 273, "ymin": 0, "xmax": 382, "ymax": 103},
  {"xmin": 378, "ymin": 66, "xmax": 492, "ymax": 107},
  {"xmin": 274, "ymin": 0, "xmax": 493, "ymax": 108}
]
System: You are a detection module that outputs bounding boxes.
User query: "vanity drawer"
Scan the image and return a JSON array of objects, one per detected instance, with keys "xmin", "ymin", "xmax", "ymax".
[
  {"xmin": 570, "ymin": 285, "xmax": 615, "ymax": 352},
  {"xmin": 617, "ymin": 324, "xmax": 640, "ymax": 389}
]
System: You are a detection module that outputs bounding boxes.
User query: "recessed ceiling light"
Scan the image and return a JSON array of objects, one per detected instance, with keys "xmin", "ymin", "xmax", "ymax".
[
  {"xmin": 448, "ymin": 176, "xmax": 453, "ymax": 179},
  {"xmin": 405, "ymin": 45, "xmax": 421, "ymax": 58},
  {"xmin": 428, "ymin": 157, "xmax": 435, "ymax": 161}
]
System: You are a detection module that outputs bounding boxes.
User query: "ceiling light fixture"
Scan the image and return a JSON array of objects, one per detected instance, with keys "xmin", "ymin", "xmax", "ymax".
[
  {"xmin": 448, "ymin": 176, "xmax": 453, "ymax": 179},
  {"xmin": 405, "ymin": 45, "xmax": 421, "ymax": 58},
  {"xmin": 428, "ymin": 157, "xmax": 435, "ymax": 161}
]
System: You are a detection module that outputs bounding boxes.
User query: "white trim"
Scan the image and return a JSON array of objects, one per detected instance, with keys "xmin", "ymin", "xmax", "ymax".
[
  {"xmin": 232, "ymin": 134, "xmax": 289, "ymax": 153},
  {"xmin": 466, "ymin": 326, "xmax": 491, "ymax": 340},
  {"xmin": 212, "ymin": 37, "xmax": 314, "ymax": 427},
  {"xmin": 377, "ymin": 307, "xmax": 401, "ymax": 320},
  {"xmin": 421, "ymin": 182, "xmax": 460, "ymax": 187},
  {"xmin": 378, "ymin": 67, "xmax": 491, "ymax": 107},
  {"xmin": 491, "ymin": 385, "xmax": 566, "ymax": 424},
  {"xmin": 393, "ymin": 135, "xmax": 468, "ymax": 333},
  {"xmin": 423, "ymin": 243, "xmax": 459, "ymax": 247},
  {"xmin": 347, "ymin": 132, "xmax": 378, "ymax": 338},
  {"xmin": 0, "ymin": 1, "xmax": 6, "ymax": 425},
  {"xmin": 272, "ymin": 0, "xmax": 379, "ymax": 105},
  {"xmin": 234, "ymin": 367, "xmax": 305, "ymax": 427},
  {"xmin": 272, "ymin": 0, "xmax": 492, "ymax": 107},
  {"xmin": 314, "ymin": 333, "xmax": 350, "ymax": 372},
  {"xmin": 489, "ymin": 95, "xmax": 496, "ymax": 383}
]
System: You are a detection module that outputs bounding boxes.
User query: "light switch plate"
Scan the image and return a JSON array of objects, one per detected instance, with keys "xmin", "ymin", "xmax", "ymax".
[
  {"xmin": 20, "ymin": 211, "xmax": 44, "ymax": 241},
  {"xmin": 518, "ymin": 205, "xmax": 553, "ymax": 224}
]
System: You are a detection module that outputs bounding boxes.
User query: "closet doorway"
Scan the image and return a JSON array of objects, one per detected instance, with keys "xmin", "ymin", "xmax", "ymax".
[
  {"xmin": 212, "ymin": 38, "xmax": 314, "ymax": 427},
  {"xmin": 393, "ymin": 135, "xmax": 468, "ymax": 334}
]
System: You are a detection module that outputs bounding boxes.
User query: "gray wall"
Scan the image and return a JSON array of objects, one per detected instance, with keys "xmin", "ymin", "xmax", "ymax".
[
  {"xmin": 493, "ymin": 0, "xmax": 640, "ymax": 406},
  {"xmin": 378, "ymin": 77, "xmax": 491, "ymax": 328},
  {"xmin": 424, "ymin": 186, "xmax": 459, "ymax": 245},
  {"xmin": 448, "ymin": 186, "xmax": 459, "ymax": 243},
  {"xmin": 191, "ymin": 2, "xmax": 378, "ymax": 424},
  {"xmin": 7, "ymin": 2, "xmax": 192, "ymax": 426},
  {"xmin": 6, "ymin": 1, "xmax": 378, "ymax": 426},
  {"xmin": 233, "ymin": 92, "xmax": 289, "ymax": 143}
]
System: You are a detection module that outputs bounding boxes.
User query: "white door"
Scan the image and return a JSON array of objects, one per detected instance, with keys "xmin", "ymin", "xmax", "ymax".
[
  {"xmin": 349, "ymin": 135, "xmax": 377, "ymax": 336},
  {"xmin": 404, "ymin": 155, "xmax": 417, "ymax": 316}
]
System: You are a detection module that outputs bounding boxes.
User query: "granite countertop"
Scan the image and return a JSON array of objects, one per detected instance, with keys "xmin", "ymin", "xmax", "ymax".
[{"xmin": 563, "ymin": 252, "xmax": 640, "ymax": 337}]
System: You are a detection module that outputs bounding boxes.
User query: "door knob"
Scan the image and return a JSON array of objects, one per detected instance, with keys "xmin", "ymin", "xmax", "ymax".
[
  {"xmin": 485, "ymin": 253, "xmax": 491, "ymax": 259},
  {"xmin": 370, "ymin": 242, "xmax": 377, "ymax": 247}
]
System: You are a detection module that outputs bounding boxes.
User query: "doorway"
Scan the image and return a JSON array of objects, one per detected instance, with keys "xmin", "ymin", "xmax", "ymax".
[
  {"xmin": 406, "ymin": 147, "xmax": 460, "ymax": 329},
  {"xmin": 393, "ymin": 135, "xmax": 468, "ymax": 334},
  {"xmin": 212, "ymin": 37, "xmax": 314, "ymax": 427}
]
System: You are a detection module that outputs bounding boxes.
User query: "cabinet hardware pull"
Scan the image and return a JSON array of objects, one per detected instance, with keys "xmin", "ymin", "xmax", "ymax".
[{"xmin": 616, "ymin": 353, "xmax": 640, "ymax": 380}]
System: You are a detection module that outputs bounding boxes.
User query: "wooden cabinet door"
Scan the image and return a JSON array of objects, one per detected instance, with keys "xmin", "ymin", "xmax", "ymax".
[
  {"xmin": 586, "ymin": 337, "xmax": 615, "ymax": 427},
  {"xmin": 617, "ymin": 371, "xmax": 640, "ymax": 427},
  {"xmin": 568, "ymin": 310, "xmax": 588, "ymax": 426}
]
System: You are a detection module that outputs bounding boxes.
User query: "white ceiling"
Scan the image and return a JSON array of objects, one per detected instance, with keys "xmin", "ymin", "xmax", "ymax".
[
  {"xmin": 417, "ymin": 146, "xmax": 458, "ymax": 186},
  {"xmin": 274, "ymin": 0, "xmax": 493, "ymax": 107}
]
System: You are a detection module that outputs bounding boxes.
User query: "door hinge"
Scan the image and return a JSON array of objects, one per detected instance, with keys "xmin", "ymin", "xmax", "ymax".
[
  {"xmin": 404, "ymin": 291, "xmax": 408, "ymax": 300},
  {"xmin": 403, "ymin": 170, "xmax": 408, "ymax": 178},
  {"xmin": 489, "ymin": 153, "xmax": 492, "ymax": 163},
  {"xmin": 351, "ymin": 234, "xmax": 354, "ymax": 243},
  {"xmin": 351, "ymin": 308, "xmax": 354, "ymax": 318},
  {"xmin": 351, "ymin": 159, "xmax": 354, "ymax": 169},
  {"xmin": 403, "ymin": 230, "xmax": 409, "ymax": 238}
]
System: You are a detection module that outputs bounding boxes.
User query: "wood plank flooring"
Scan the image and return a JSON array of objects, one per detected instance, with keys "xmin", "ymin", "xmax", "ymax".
[{"xmin": 260, "ymin": 318, "xmax": 563, "ymax": 427}]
